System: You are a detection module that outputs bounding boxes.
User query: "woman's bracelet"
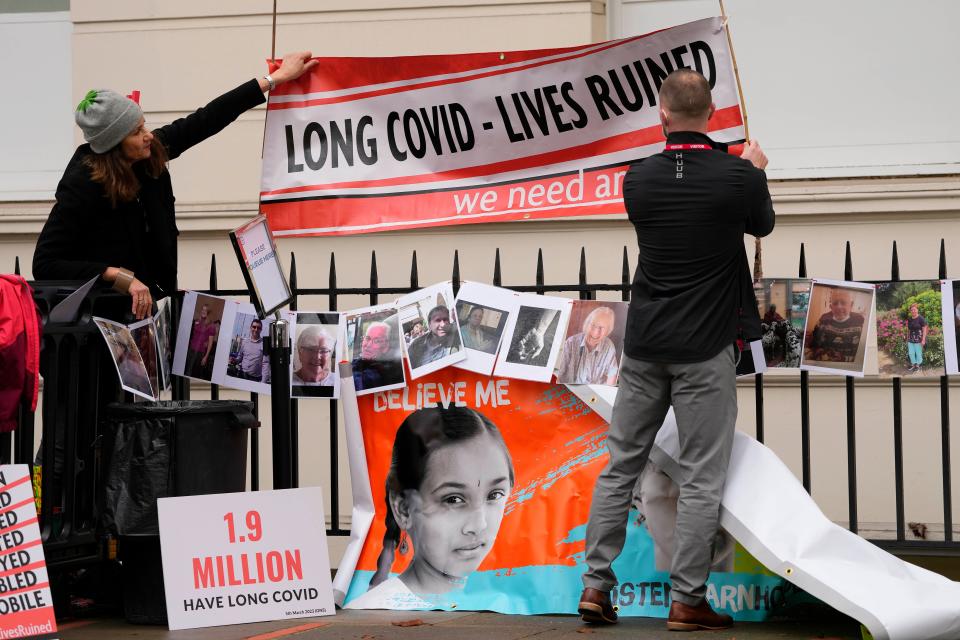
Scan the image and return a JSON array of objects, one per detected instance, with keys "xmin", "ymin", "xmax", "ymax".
[{"xmin": 112, "ymin": 268, "xmax": 135, "ymax": 293}]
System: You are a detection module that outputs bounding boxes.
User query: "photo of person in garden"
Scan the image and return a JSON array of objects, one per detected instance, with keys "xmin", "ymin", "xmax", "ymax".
[{"xmin": 875, "ymin": 280, "xmax": 944, "ymax": 378}]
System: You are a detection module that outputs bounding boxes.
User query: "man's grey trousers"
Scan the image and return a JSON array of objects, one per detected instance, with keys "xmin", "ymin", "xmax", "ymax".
[{"xmin": 582, "ymin": 346, "xmax": 737, "ymax": 606}]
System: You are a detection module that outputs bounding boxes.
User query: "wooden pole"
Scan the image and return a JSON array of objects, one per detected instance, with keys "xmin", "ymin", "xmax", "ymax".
[
  {"xmin": 261, "ymin": 1, "xmax": 280, "ymax": 162},
  {"xmin": 271, "ymin": 0, "xmax": 278, "ymax": 62},
  {"xmin": 719, "ymin": 0, "xmax": 762, "ymax": 279},
  {"xmin": 719, "ymin": 0, "xmax": 749, "ymax": 140}
]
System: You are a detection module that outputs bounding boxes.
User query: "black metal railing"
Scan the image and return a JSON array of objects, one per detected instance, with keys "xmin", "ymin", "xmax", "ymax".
[{"xmin": 7, "ymin": 239, "xmax": 958, "ymax": 558}]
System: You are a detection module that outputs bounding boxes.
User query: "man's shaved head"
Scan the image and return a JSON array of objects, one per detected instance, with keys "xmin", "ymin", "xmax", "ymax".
[{"xmin": 659, "ymin": 69, "xmax": 712, "ymax": 120}]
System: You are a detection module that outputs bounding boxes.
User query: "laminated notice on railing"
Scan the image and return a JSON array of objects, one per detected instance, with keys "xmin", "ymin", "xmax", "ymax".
[
  {"xmin": 259, "ymin": 17, "xmax": 744, "ymax": 236},
  {"xmin": 0, "ymin": 465, "xmax": 56, "ymax": 639}
]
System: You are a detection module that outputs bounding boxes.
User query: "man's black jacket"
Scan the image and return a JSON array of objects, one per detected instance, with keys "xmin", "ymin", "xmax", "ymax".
[{"xmin": 622, "ymin": 131, "xmax": 775, "ymax": 363}]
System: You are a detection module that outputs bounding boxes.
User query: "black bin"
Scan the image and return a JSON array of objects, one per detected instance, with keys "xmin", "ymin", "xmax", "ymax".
[{"xmin": 100, "ymin": 400, "xmax": 258, "ymax": 624}]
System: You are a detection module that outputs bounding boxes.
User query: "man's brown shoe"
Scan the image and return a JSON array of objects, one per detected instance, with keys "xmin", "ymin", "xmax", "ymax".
[
  {"xmin": 666, "ymin": 600, "xmax": 733, "ymax": 631},
  {"xmin": 578, "ymin": 587, "xmax": 618, "ymax": 624}
]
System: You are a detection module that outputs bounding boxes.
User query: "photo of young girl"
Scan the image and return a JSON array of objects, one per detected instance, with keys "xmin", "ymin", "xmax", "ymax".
[{"xmin": 347, "ymin": 405, "xmax": 515, "ymax": 608}]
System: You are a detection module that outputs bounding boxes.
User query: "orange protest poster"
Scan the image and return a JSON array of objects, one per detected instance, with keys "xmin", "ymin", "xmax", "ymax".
[{"xmin": 338, "ymin": 368, "xmax": 790, "ymax": 618}]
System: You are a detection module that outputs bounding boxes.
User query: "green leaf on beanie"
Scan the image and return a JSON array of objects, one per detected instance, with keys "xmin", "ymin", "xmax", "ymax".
[{"xmin": 76, "ymin": 90, "xmax": 98, "ymax": 113}]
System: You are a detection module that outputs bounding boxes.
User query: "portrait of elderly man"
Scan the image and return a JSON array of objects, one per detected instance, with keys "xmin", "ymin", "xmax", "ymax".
[
  {"xmin": 556, "ymin": 305, "xmax": 621, "ymax": 385},
  {"xmin": 807, "ymin": 287, "xmax": 867, "ymax": 363},
  {"xmin": 293, "ymin": 325, "xmax": 336, "ymax": 386},
  {"xmin": 406, "ymin": 305, "xmax": 461, "ymax": 369},
  {"xmin": 352, "ymin": 320, "xmax": 404, "ymax": 392}
]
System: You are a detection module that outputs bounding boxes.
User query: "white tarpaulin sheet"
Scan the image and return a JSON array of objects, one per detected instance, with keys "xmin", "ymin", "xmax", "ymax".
[
  {"xmin": 569, "ymin": 384, "xmax": 960, "ymax": 640},
  {"xmin": 332, "ymin": 363, "xmax": 375, "ymax": 605}
]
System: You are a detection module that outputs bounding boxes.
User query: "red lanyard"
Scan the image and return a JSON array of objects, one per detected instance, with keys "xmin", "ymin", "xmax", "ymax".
[{"xmin": 664, "ymin": 143, "xmax": 711, "ymax": 151}]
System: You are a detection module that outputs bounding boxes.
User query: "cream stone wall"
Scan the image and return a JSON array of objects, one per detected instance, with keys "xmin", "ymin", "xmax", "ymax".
[{"xmin": 2, "ymin": 1, "xmax": 958, "ymax": 544}]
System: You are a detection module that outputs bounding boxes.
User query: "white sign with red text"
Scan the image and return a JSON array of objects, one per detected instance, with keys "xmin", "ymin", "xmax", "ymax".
[
  {"xmin": 158, "ymin": 487, "xmax": 334, "ymax": 630},
  {"xmin": 0, "ymin": 465, "xmax": 56, "ymax": 640}
]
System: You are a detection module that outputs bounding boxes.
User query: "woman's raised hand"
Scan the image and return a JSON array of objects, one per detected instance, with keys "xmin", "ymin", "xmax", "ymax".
[{"xmin": 270, "ymin": 51, "xmax": 319, "ymax": 85}]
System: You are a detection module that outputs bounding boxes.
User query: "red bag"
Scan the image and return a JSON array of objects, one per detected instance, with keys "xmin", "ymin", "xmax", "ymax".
[{"xmin": 0, "ymin": 275, "xmax": 41, "ymax": 431}]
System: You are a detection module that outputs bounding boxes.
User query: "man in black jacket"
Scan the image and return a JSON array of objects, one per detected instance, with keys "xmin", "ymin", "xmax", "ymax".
[{"xmin": 578, "ymin": 69, "xmax": 774, "ymax": 631}]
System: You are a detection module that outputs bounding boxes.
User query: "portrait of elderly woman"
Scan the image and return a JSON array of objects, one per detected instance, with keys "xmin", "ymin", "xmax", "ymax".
[
  {"xmin": 555, "ymin": 303, "xmax": 626, "ymax": 385},
  {"xmin": 292, "ymin": 322, "xmax": 339, "ymax": 399}
]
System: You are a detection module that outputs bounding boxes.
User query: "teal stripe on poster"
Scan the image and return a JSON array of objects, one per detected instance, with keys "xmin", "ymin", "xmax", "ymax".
[{"xmin": 344, "ymin": 517, "xmax": 797, "ymax": 621}]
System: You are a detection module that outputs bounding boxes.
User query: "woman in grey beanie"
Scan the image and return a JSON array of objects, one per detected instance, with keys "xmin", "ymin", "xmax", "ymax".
[{"xmin": 33, "ymin": 51, "xmax": 318, "ymax": 320}]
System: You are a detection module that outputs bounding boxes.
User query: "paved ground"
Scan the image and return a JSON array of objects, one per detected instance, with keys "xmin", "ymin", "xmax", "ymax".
[{"xmin": 57, "ymin": 609, "xmax": 864, "ymax": 640}]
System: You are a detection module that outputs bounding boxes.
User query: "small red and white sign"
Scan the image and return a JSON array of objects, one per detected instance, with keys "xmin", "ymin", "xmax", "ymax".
[
  {"xmin": 158, "ymin": 487, "xmax": 335, "ymax": 630},
  {"xmin": 0, "ymin": 465, "xmax": 56, "ymax": 639}
]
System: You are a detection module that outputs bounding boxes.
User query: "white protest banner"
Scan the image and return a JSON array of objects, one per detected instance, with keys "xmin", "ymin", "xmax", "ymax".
[
  {"xmin": 0, "ymin": 465, "xmax": 56, "ymax": 639},
  {"xmin": 158, "ymin": 487, "xmax": 335, "ymax": 630},
  {"xmin": 261, "ymin": 17, "xmax": 743, "ymax": 236}
]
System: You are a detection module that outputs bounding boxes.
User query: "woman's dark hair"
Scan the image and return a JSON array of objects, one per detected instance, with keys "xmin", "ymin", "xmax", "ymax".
[
  {"xmin": 368, "ymin": 405, "xmax": 514, "ymax": 589},
  {"xmin": 83, "ymin": 136, "xmax": 169, "ymax": 208}
]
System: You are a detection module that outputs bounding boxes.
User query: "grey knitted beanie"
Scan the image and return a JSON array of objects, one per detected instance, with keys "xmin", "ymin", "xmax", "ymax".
[{"xmin": 74, "ymin": 89, "xmax": 144, "ymax": 154}]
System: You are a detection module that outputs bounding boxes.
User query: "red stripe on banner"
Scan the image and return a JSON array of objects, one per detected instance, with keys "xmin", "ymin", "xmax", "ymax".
[
  {"xmin": 0, "ymin": 496, "xmax": 40, "ymax": 518},
  {"xmin": 0, "ymin": 559, "xmax": 47, "ymax": 580},
  {"xmin": 268, "ymin": 28, "xmax": 668, "ymax": 96},
  {"xmin": 262, "ymin": 165, "xmax": 632, "ymax": 236},
  {"xmin": 268, "ymin": 37, "xmax": 650, "ymax": 110},
  {"xmin": 0, "ymin": 537, "xmax": 42, "ymax": 555},
  {"xmin": 264, "ymin": 197, "xmax": 627, "ymax": 237},
  {"xmin": 4, "ymin": 605, "xmax": 57, "ymax": 634},
  {"xmin": 261, "ymin": 106, "xmax": 742, "ymax": 197},
  {"xmin": 271, "ymin": 46, "xmax": 593, "ymax": 96},
  {"xmin": 0, "ymin": 475, "xmax": 31, "ymax": 493},
  {"xmin": 0, "ymin": 516, "xmax": 38, "ymax": 536}
]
